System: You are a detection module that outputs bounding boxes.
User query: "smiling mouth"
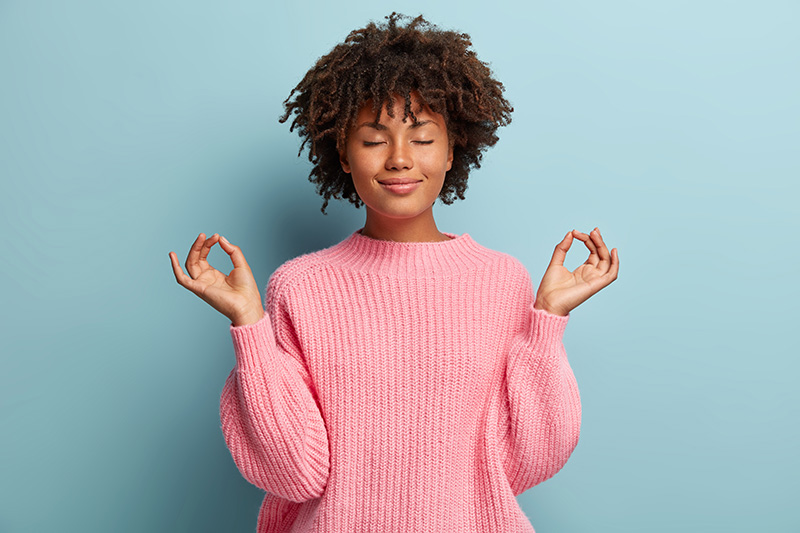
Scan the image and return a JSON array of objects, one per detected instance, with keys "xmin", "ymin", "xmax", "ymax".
[
  {"xmin": 377, "ymin": 179, "xmax": 423, "ymax": 194},
  {"xmin": 377, "ymin": 178, "xmax": 423, "ymax": 185}
]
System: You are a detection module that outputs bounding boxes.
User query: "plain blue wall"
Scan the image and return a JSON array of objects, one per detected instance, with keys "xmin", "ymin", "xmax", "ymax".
[{"xmin": 1, "ymin": 1, "xmax": 797, "ymax": 532}]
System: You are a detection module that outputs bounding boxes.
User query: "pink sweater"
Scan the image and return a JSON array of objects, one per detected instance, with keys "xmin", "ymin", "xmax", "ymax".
[{"xmin": 220, "ymin": 229, "xmax": 581, "ymax": 532}]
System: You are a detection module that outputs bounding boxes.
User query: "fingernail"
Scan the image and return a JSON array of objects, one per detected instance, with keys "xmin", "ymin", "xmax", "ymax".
[{"xmin": 221, "ymin": 236, "xmax": 230, "ymax": 244}]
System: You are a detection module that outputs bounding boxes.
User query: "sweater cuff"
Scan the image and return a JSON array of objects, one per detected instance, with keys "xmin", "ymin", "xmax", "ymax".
[
  {"xmin": 528, "ymin": 306, "xmax": 570, "ymax": 354},
  {"xmin": 229, "ymin": 311, "xmax": 275, "ymax": 372}
]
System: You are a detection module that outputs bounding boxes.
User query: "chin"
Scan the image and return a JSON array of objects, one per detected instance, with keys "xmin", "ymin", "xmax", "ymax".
[{"xmin": 366, "ymin": 202, "xmax": 432, "ymax": 220}]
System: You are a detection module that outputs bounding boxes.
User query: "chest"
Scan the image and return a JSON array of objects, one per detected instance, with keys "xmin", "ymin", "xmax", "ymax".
[{"xmin": 289, "ymin": 273, "xmax": 527, "ymax": 407}]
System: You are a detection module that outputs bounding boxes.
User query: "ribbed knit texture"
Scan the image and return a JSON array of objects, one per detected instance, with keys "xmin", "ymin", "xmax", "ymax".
[{"xmin": 219, "ymin": 229, "xmax": 581, "ymax": 532}]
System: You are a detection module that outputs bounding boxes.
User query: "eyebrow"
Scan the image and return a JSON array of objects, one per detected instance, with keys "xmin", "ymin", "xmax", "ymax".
[{"xmin": 356, "ymin": 119, "xmax": 437, "ymax": 130}]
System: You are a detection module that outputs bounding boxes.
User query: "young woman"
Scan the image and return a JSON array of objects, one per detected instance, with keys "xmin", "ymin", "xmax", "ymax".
[{"xmin": 169, "ymin": 13, "xmax": 618, "ymax": 532}]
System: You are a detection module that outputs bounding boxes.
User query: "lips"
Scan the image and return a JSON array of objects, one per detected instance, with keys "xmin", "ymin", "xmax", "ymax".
[
  {"xmin": 377, "ymin": 178, "xmax": 423, "ymax": 194},
  {"xmin": 377, "ymin": 178, "xmax": 422, "ymax": 185}
]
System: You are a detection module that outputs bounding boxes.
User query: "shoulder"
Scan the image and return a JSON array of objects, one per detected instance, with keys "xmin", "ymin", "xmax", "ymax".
[
  {"xmin": 467, "ymin": 238, "xmax": 536, "ymax": 305},
  {"xmin": 265, "ymin": 238, "xmax": 346, "ymax": 301},
  {"xmin": 468, "ymin": 236, "xmax": 532, "ymax": 282}
]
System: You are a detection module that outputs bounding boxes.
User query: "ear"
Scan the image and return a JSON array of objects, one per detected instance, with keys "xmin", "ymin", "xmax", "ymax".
[
  {"xmin": 446, "ymin": 144, "xmax": 454, "ymax": 172},
  {"xmin": 340, "ymin": 150, "xmax": 351, "ymax": 174}
]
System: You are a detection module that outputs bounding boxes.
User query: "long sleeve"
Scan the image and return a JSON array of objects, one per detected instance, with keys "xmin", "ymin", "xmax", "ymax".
[
  {"xmin": 497, "ymin": 272, "xmax": 581, "ymax": 496},
  {"xmin": 219, "ymin": 278, "xmax": 330, "ymax": 503}
]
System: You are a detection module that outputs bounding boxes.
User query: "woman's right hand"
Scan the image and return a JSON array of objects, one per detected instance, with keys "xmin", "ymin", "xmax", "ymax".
[{"xmin": 169, "ymin": 233, "xmax": 265, "ymax": 326}]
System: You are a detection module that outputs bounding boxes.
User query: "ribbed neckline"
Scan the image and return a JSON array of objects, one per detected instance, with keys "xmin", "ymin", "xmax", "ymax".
[{"xmin": 320, "ymin": 228, "xmax": 499, "ymax": 278}]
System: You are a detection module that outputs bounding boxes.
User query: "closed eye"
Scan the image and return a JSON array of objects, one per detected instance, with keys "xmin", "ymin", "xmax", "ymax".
[
  {"xmin": 413, "ymin": 140, "xmax": 434, "ymax": 145},
  {"xmin": 362, "ymin": 141, "xmax": 384, "ymax": 146}
]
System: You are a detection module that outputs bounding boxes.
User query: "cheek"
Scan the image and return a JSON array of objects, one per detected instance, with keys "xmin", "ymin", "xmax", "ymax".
[
  {"xmin": 349, "ymin": 148, "xmax": 382, "ymax": 175},
  {"xmin": 430, "ymin": 149, "xmax": 453, "ymax": 176}
]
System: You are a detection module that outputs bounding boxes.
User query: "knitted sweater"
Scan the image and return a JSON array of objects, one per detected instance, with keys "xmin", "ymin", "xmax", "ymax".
[{"xmin": 220, "ymin": 228, "xmax": 581, "ymax": 532}]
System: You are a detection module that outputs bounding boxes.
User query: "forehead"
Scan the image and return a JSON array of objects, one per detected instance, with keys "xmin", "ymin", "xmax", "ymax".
[{"xmin": 354, "ymin": 93, "xmax": 444, "ymax": 126}]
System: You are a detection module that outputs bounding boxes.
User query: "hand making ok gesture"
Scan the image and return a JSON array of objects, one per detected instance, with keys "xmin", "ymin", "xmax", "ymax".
[
  {"xmin": 533, "ymin": 228, "xmax": 619, "ymax": 317},
  {"xmin": 169, "ymin": 233, "xmax": 265, "ymax": 326}
]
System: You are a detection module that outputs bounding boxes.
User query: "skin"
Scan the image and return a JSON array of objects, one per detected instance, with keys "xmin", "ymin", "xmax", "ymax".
[
  {"xmin": 533, "ymin": 228, "xmax": 619, "ymax": 317},
  {"xmin": 169, "ymin": 93, "xmax": 619, "ymax": 324},
  {"xmin": 339, "ymin": 93, "xmax": 453, "ymax": 243}
]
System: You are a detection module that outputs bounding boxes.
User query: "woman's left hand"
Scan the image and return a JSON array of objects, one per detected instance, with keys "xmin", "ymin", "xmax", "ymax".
[{"xmin": 533, "ymin": 228, "xmax": 619, "ymax": 316}]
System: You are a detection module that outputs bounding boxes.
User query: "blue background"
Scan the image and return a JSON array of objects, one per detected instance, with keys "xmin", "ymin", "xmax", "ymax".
[{"xmin": 1, "ymin": 1, "xmax": 797, "ymax": 532}]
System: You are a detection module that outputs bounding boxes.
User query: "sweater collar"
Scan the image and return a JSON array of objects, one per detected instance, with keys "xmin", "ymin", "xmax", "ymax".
[{"xmin": 323, "ymin": 228, "xmax": 497, "ymax": 277}]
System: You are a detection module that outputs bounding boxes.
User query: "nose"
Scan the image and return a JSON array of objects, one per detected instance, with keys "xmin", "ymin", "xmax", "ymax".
[{"xmin": 385, "ymin": 142, "xmax": 413, "ymax": 171}]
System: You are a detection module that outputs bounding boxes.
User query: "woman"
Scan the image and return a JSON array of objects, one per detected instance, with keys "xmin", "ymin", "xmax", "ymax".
[{"xmin": 169, "ymin": 13, "xmax": 618, "ymax": 532}]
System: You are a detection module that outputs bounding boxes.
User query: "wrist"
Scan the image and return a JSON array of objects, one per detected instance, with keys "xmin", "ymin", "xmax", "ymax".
[
  {"xmin": 231, "ymin": 306, "xmax": 265, "ymax": 327},
  {"xmin": 533, "ymin": 299, "xmax": 568, "ymax": 317}
]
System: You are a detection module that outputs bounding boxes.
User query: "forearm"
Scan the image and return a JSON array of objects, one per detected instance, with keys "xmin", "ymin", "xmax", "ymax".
[
  {"xmin": 500, "ymin": 306, "xmax": 581, "ymax": 494},
  {"xmin": 220, "ymin": 314, "xmax": 330, "ymax": 501}
]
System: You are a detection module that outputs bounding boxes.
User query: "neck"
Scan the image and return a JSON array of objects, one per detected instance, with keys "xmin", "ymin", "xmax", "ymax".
[
  {"xmin": 361, "ymin": 207, "xmax": 451, "ymax": 243},
  {"xmin": 333, "ymin": 228, "xmax": 487, "ymax": 278}
]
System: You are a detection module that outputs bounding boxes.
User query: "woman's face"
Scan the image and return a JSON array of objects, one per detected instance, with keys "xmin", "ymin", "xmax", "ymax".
[{"xmin": 340, "ymin": 92, "xmax": 453, "ymax": 228}]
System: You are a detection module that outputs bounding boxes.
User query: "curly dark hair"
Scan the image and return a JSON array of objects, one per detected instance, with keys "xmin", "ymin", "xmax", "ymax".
[{"xmin": 279, "ymin": 12, "xmax": 513, "ymax": 213}]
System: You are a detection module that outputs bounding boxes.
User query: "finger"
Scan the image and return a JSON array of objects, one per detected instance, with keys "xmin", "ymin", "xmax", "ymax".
[
  {"xmin": 591, "ymin": 228, "xmax": 611, "ymax": 271},
  {"xmin": 594, "ymin": 247, "xmax": 620, "ymax": 289},
  {"xmin": 607, "ymin": 247, "xmax": 619, "ymax": 281},
  {"xmin": 185, "ymin": 233, "xmax": 206, "ymax": 278},
  {"xmin": 548, "ymin": 231, "xmax": 574, "ymax": 268},
  {"xmin": 218, "ymin": 235, "xmax": 251, "ymax": 271},
  {"xmin": 572, "ymin": 230, "xmax": 599, "ymax": 267},
  {"xmin": 170, "ymin": 251, "xmax": 201, "ymax": 292},
  {"xmin": 198, "ymin": 233, "xmax": 220, "ymax": 265}
]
